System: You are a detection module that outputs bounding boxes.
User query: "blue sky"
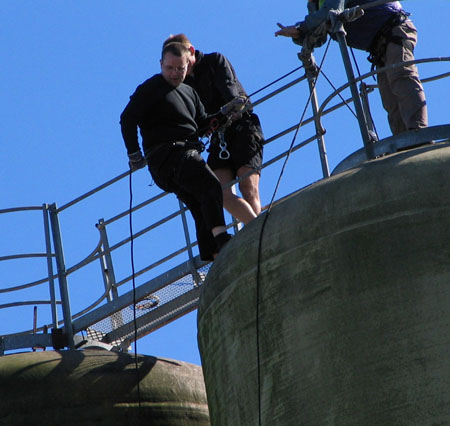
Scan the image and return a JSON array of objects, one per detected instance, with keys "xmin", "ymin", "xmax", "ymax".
[{"xmin": 1, "ymin": 1, "xmax": 449, "ymax": 364}]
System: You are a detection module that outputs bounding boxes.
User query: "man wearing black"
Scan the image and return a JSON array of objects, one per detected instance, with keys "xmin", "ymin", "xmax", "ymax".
[
  {"xmin": 120, "ymin": 42, "xmax": 231, "ymax": 261},
  {"xmin": 163, "ymin": 34, "xmax": 264, "ymax": 225}
]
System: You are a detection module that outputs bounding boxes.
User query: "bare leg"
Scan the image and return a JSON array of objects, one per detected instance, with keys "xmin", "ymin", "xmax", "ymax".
[
  {"xmin": 237, "ymin": 166, "xmax": 261, "ymax": 216},
  {"xmin": 214, "ymin": 168, "xmax": 258, "ymax": 225}
]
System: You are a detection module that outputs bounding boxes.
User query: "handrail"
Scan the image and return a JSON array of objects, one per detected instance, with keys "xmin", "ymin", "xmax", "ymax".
[
  {"xmin": 1, "ymin": 55, "xmax": 448, "ymax": 355},
  {"xmin": 0, "ymin": 253, "xmax": 53, "ymax": 261},
  {"xmin": 0, "ymin": 206, "xmax": 44, "ymax": 214},
  {"xmin": 57, "ymin": 170, "xmax": 131, "ymax": 213},
  {"xmin": 0, "ymin": 301, "xmax": 61, "ymax": 309},
  {"xmin": 317, "ymin": 57, "xmax": 450, "ymax": 127},
  {"xmin": 0, "ymin": 275, "xmax": 58, "ymax": 294}
]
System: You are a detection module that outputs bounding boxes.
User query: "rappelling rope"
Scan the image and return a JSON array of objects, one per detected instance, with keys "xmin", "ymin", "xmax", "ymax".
[
  {"xmin": 349, "ymin": 46, "xmax": 379, "ymax": 136},
  {"xmin": 255, "ymin": 37, "xmax": 333, "ymax": 426},
  {"xmin": 248, "ymin": 65, "xmax": 304, "ymax": 98},
  {"xmin": 319, "ymin": 68, "xmax": 359, "ymax": 119},
  {"xmin": 128, "ymin": 170, "xmax": 143, "ymax": 417}
]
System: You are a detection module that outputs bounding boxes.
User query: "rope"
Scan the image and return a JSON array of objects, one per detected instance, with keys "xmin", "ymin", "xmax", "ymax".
[
  {"xmin": 129, "ymin": 170, "xmax": 143, "ymax": 417},
  {"xmin": 350, "ymin": 47, "xmax": 362, "ymax": 77},
  {"xmin": 319, "ymin": 69, "xmax": 358, "ymax": 119},
  {"xmin": 248, "ymin": 65, "xmax": 304, "ymax": 98},
  {"xmin": 255, "ymin": 38, "xmax": 333, "ymax": 426},
  {"xmin": 349, "ymin": 46, "xmax": 379, "ymax": 136}
]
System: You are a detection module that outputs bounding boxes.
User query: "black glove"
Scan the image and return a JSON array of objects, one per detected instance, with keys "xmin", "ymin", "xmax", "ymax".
[{"xmin": 128, "ymin": 151, "xmax": 147, "ymax": 171}]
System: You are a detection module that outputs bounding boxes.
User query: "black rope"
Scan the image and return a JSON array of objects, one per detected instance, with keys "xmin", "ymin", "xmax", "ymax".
[
  {"xmin": 248, "ymin": 65, "xmax": 304, "ymax": 98},
  {"xmin": 349, "ymin": 46, "xmax": 380, "ymax": 137},
  {"xmin": 129, "ymin": 170, "xmax": 143, "ymax": 416},
  {"xmin": 255, "ymin": 38, "xmax": 332, "ymax": 426},
  {"xmin": 319, "ymin": 69, "xmax": 358, "ymax": 119},
  {"xmin": 350, "ymin": 46, "xmax": 363, "ymax": 78}
]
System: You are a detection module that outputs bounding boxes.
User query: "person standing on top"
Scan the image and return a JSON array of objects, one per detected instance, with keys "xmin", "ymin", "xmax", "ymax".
[
  {"xmin": 275, "ymin": 0, "xmax": 428, "ymax": 136},
  {"xmin": 163, "ymin": 34, "xmax": 265, "ymax": 225}
]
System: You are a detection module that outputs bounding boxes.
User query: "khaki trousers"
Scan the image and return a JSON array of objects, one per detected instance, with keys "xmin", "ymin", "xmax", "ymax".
[{"xmin": 377, "ymin": 20, "xmax": 428, "ymax": 135}]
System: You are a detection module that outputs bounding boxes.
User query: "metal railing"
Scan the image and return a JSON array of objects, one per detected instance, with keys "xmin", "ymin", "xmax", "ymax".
[{"xmin": 1, "ymin": 36, "xmax": 449, "ymax": 355}]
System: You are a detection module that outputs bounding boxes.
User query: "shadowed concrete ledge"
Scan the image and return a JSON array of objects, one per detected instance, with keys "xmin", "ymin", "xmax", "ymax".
[{"xmin": 0, "ymin": 350, "xmax": 209, "ymax": 425}]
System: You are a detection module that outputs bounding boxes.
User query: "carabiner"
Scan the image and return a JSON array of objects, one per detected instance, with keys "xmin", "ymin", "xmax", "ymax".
[{"xmin": 218, "ymin": 131, "xmax": 230, "ymax": 160}]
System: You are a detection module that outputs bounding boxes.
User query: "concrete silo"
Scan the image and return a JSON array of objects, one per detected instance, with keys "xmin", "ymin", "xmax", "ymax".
[{"xmin": 198, "ymin": 144, "xmax": 450, "ymax": 425}]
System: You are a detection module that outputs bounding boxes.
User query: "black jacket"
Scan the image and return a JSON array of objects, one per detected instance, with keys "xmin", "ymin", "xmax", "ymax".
[
  {"xmin": 120, "ymin": 74, "xmax": 210, "ymax": 155},
  {"xmin": 184, "ymin": 51, "xmax": 249, "ymax": 114}
]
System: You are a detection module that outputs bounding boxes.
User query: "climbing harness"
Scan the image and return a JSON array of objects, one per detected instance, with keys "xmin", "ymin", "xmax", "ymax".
[
  {"xmin": 172, "ymin": 139, "xmax": 205, "ymax": 153},
  {"xmin": 367, "ymin": 11, "xmax": 409, "ymax": 68}
]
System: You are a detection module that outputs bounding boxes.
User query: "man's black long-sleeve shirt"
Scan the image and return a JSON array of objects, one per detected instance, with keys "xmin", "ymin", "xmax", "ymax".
[
  {"xmin": 120, "ymin": 74, "xmax": 209, "ymax": 155},
  {"xmin": 184, "ymin": 51, "xmax": 248, "ymax": 114}
]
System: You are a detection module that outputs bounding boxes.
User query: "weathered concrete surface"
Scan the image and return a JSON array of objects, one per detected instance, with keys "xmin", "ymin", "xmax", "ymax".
[
  {"xmin": 0, "ymin": 350, "xmax": 209, "ymax": 425},
  {"xmin": 198, "ymin": 144, "xmax": 450, "ymax": 426}
]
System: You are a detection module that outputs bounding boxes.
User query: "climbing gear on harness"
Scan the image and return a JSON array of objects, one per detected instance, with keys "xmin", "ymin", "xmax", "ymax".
[
  {"xmin": 198, "ymin": 96, "xmax": 250, "ymax": 138},
  {"xmin": 367, "ymin": 11, "xmax": 409, "ymax": 68},
  {"xmin": 218, "ymin": 130, "xmax": 230, "ymax": 160},
  {"xmin": 171, "ymin": 139, "xmax": 205, "ymax": 152}
]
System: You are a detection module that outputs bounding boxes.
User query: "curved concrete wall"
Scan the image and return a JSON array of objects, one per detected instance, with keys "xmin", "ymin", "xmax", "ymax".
[
  {"xmin": 0, "ymin": 350, "xmax": 209, "ymax": 425},
  {"xmin": 198, "ymin": 144, "xmax": 450, "ymax": 425}
]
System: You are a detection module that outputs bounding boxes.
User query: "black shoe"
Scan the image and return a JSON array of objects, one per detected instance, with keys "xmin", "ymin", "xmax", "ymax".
[{"xmin": 214, "ymin": 232, "xmax": 232, "ymax": 254}]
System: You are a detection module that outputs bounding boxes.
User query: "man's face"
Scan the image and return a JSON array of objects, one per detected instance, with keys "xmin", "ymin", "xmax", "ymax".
[{"xmin": 160, "ymin": 52, "xmax": 189, "ymax": 87}]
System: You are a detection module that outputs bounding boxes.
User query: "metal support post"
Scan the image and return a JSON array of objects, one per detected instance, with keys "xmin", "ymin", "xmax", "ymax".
[
  {"xmin": 330, "ymin": 10, "xmax": 375, "ymax": 159},
  {"xmin": 359, "ymin": 82, "xmax": 379, "ymax": 142},
  {"xmin": 43, "ymin": 204, "xmax": 58, "ymax": 328},
  {"xmin": 96, "ymin": 219, "xmax": 119, "ymax": 300},
  {"xmin": 178, "ymin": 200, "xmax": 202, "ymax": 286},
  {"xmin": 96, "ymin": 218, "xmax": 124, "ymax": 332},
  {"xmin": 298, "ymin": 49, "xmax": 330, "ymax": 178},
  {"xmin": 309, "ymin": 79, "xmax": 330, "ymax": 178},
  {"xmin": 48, "ymin": 203, "xmax": 74, "ymax": 349}
]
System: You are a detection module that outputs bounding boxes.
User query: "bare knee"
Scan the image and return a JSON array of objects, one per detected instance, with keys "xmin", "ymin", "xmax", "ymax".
[{"xmin": 238, "ymin": 171, "xmax": 261, "ymax": 214}]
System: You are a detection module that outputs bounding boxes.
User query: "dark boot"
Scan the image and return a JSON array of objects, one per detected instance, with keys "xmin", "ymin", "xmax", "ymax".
[{"xmin": 214, "ymin": 232, "xmax": 232, "ymax": 254}]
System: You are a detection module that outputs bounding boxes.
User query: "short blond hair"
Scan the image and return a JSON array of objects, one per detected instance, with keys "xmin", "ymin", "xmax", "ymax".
[
  {"xmin": 161, "ymin": 42, "xmax": 190, "ymax": 60},
  {"xmin": 163, "ymin": 33, "xmax": 192, "ymax": 48}
]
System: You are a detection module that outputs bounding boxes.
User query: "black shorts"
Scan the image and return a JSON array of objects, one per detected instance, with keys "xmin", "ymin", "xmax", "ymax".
[{"xmin": 207, "ymin": 112, "xmax": 264, "ymax": 175}]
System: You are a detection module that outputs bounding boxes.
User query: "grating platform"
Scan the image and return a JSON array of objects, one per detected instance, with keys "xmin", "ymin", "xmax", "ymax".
[{"xmin": 77, "ymin": 262, "xmax": 212, "ymax": 351}]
